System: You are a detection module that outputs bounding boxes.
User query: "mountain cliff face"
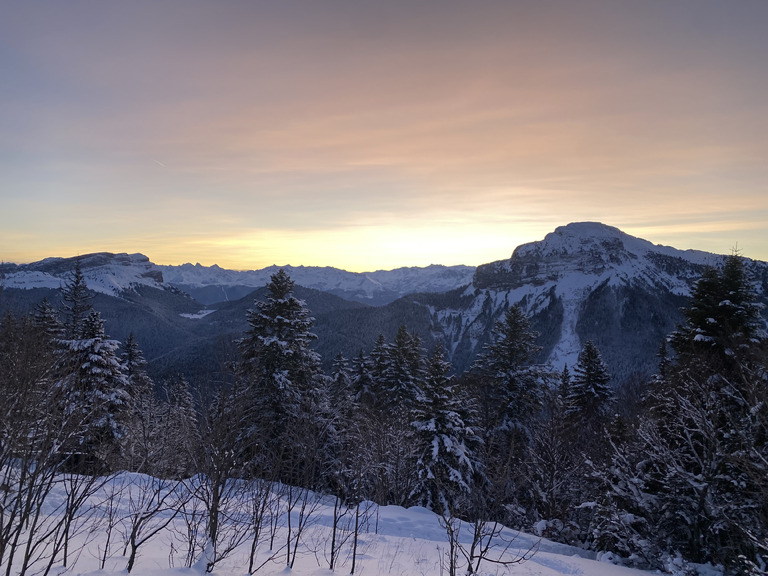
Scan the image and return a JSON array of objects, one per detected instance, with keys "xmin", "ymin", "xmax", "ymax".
[
  {"xmin": 1, "ymin": 253, "xmax": 474, "ymax": 306},
  {"xmin": 415, "ymin": 222, "xmax": 767, "ymax": 381},
  {"xmin": 2, "ymin": 223, "xmax": 766, "ymax": 385},
  {"xmin": 0, "ymin": 252, "xmax": 168, "ymax": 296}
]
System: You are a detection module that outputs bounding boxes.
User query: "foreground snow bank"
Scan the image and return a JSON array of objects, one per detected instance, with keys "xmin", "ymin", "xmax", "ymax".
[{"xmin": 16, "ymin": 472, "xmax": 658, "ymax": 576}]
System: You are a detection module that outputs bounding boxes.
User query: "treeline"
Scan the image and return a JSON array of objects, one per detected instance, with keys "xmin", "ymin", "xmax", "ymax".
[{"xmin": 1, "ymin": 256, "xmax": 767, "ymax": 574}]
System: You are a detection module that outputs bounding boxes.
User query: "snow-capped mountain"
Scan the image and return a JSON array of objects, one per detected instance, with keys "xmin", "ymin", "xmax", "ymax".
[
  {"xmin": 1, "ymin": 253, "xmax": 474, "ymax": 306},
  {"xmin": 158, "ymin": 263, "xmax": 476, "ymax": 306},
  {"xmin": 0, "ymin": 252, "xmax": 166, "ymax": 297},
  {"xmin": 2, "ymin": 222, "xmax": 765, "ymax": 385},
  {"xmin": 420, "ymin": 222, "xmax": 767, "ymax": 379}
]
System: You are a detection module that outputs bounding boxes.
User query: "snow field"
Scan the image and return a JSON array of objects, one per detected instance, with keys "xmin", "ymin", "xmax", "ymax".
[{"xmin": 7, "ymin": 471, "xmax": 654, "ymax": 576}]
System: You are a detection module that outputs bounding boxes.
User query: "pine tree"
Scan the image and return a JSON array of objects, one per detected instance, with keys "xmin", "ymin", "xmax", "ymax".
[
  {"xmin": 57, "ymin": 309, "xmax": 129, "ymax": 468},
  {"xmin": 524, "ymin": 365, "xmax": 582, "ymax": 538},
  {"xmin": 350, "ymin": 349, "xmax": 375, "ymax": 408},
  {"xmin": 671, "ymin": 254, "xmax": 764, "ymax": 370},
  {"xmin": 557, "ymin": 364, "xmax": 571, "ymax": 408},
  {"xmin": 330, "ymin": 353, "xmax": 352, "ymax": 406},
  {"xmin": 237, "ymin": 269, "xmax": 327, "ymax": 484},
  {"xmin": 357, "ymin": 327, "xmax": 425, "ymax": 505},
  {"xmin": 32, "ymin": 297, "xmax": 62, "ymax": 338},
  {"xmin": 121, "ymin": 334, "xmax": 153, "ymax": 398},
  {"xmin": 565, "ymin": 340, "xmax": 613, "ymax": 429},
  {"xmin": 379, "ymin": 325, "xmax": 425, "ymax": 410},
  {"xmin": 596, "ymin": 255, "xmax": 768, "ymax": 571},
  {"xmin": 60, "ymin": 258, "xmax": 92, "ymax": 339},
  {"xmin": 471, "ymin": 304, "xmax": 548, "ymax": 525},
  {"xmin": 473, "ymin": 304, "xmax": 546, "ymax": 435},
  {"xmin": 412, "ymin": 344, "xmax": 480, "ymax": 515},
  {"xmin": 120, "ymin": 334, "xmax": 157, "ymax": 472}
]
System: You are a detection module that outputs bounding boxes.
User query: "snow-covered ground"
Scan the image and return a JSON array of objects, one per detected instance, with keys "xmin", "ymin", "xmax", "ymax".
[{"xmin": 6, "ymin": 472, "xmax": 657, "ymax": 576}]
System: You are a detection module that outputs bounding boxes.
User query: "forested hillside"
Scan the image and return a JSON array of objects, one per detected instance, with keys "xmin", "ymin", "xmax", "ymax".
[{"xmin": 2, "ymin": 252, "xmax": 767, "ymax": 574}]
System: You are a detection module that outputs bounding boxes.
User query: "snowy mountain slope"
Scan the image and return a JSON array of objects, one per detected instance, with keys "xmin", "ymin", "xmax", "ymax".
[
  {"xmin": 21, "ymin": 471, "xmax": 654, "ymax": 576},
  {"xmin": 3, "ymin": 222, "xmax": 766, "ymax": 385},
  {"xmin": 159, "ymin": 262, "xmax": 476, "ymax": 305},
  {"xmin": 0, "ymin": 252, "xmax": 166, "ymax": 297},
  {"xmin": 414, "ymin": 222, "xmax": 768, "ymax": 380},
  {"xmin": 1, "ymin": 253, "xmax": 474, "ymax": 307}
]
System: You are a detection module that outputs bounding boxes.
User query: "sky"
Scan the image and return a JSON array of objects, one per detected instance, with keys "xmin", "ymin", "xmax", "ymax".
[{"xmin": 2, "ymin": 1, "xmax": 767, "ymax": 272}]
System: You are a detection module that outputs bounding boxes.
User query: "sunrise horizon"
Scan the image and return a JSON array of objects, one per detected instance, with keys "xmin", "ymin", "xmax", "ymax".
[
  {"xmin": 3, "ymin": 219, "xmax": 763, "ymax": 274},
  {"xmin": 3, "ymin": 1, "xmax": 767, "ymax": 272}
]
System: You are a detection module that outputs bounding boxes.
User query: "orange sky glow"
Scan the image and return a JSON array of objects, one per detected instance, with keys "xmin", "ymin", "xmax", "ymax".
[{"xmin": 2, "ymin": 1, "xmax": 767, "ymax": 271}]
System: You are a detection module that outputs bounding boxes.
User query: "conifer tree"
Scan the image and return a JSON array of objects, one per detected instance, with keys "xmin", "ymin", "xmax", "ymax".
[
  {"xmin": 120, "ymin": 334, "xmax": 157, "ymax": 472},
  {"xmin": 557, "ymin": 365, "xmax": 570, "ymax": 406},
  {"xmin": 596, "ymin": 254, "xmax": 768, "ymax": 571},
  {"xmin": 57, "ymin": 309, "xmax": 129, "ymax": 468},
  {"xmin": 237, "ymin": 269, "xmax": 327, "ymax": 484},
  {"xmin": 60, "ymin": 258, "xmax": 92, "ymax": 339},
  {"xmin": 350, "ymin": 349, "xmax": 375, "ymax": 408},
  {"xmin": 379, "ymin": 325, "xmax": 425, "ymax": 410},
  {"xmin": 330, "ymin": 353, "xmax": 352, "ymax": 406},
  {"xmin": 358, "ymin": 327, "xmax": 426, "ymax": 505},
  {"xmin": 565, "ymin": 340, "xmax": 613, "ymax": 429},
  {"xmin": 473, "ymin": 304, "xmax": 545, "ymax": 435},
  {"xmin": 471, "ymin": 304, "xmax": 548, "ymax": 525},
  {"xmin": 33, "ymin": 297, "xmax": 62, "ymax": 338},
  {"xmin": 412, "ymin": 344, "xmax": 479, "ymax": 515},
  {"xmin": 525, "ymin": 365, "xmax": 581, "ymax": 535}
]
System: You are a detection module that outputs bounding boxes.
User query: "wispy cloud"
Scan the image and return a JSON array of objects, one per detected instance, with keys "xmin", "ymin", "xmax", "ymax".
[{"xmin": 2, "ymin": 1, "xmax": 767, "ymax": 268}]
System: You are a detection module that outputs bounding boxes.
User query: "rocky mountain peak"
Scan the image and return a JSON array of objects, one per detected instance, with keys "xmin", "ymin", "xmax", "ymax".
[
  {"xmin": 473, "ymin": 221, "xmax": 715, "ymax": 291},
  {"xmin": 2, "ymin": 252, "xmax": 165, "ymax": 295}
]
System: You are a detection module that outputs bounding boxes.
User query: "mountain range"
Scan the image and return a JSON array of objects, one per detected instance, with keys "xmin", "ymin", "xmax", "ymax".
[{"xmin": 2, "ymin": 222, "xmax": 766, "ymax": 386}]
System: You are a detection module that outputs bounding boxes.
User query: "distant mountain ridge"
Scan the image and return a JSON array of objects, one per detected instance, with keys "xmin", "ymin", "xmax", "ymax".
[
  {"xmin": 158, "ymin": 262, "xmax": 476, "ymax": 306},
  {"xmin": 2, "ymin": 222, "xmax": 766, "ymax": 385},
  {"xmin": 0, "ymin": 252, "xmax": 167, "ymax": 296},
  {"xmin": 1, "ymin": 253, "xmax": 475, "ymax": 306}
]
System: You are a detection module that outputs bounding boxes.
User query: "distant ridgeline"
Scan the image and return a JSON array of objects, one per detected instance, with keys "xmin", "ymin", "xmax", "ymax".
[{"xmin": 1, "ymin": 222, "xmax": 767, "ymax": 384}]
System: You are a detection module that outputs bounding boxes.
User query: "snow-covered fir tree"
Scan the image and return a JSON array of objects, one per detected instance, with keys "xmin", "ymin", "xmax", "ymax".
[
  {"xmin": 120, "ymin": 333, "xmax": 157, "ymax": 472},
  {"xmin": 565, "ymin": 340, "xmax": 613, "ymax": 429},
  {"xmin": 411, "ymin": 344, "xmax": 480, "ymax": 515},
  {"xmin": 350, "ymin": 349, "xmax": 375, "ymax": 408},
  {"xmin": 473, "ymin": 304, "xmax": 546, "ymax": 435},
  {"xmin": 60, "ymin": 258, "xmax": 92, "ymax": 339},
  {"xmin": 237, "ymin": 269, "xmax": 328, "ymax": 484},
  {"xmin": 32, "ymin": 297, "xmax": 62, "ymax": 338},
  {"xmin": 330, "ymin": 353, "xmax": 352, "ymax": 406},
  {"xmin": 56, "ymin": 309, "xmax": 129, "ymax": 468},
  {"xmin": 378, "ymin": 325, "xmax": 425, "ymax": 410},
  {"xmin": 524, "ymin": 366, "xmax": 581, "ymax": 540},
  {"xmin": 595, "ymin": 254, "xmax": 768, "ymax": 572},
  {"xmin": 471, "ymin": 304, "xmax": 549, "ymax": 526}
]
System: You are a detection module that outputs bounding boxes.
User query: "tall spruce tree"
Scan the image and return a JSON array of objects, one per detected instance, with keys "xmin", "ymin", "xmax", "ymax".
[
  {"xmin": 595, "ymin": 254, "xmax": 768, "ymax": 572},
  {"xmin": 120, "ymin": 334, "xmax": 157, "ymax": 472},
  {"xmin": 412, "ymin": 344, "xmax": 479, "ymax": 515},
  {"xmin": 60, "ymin": 258, "xmax": 92, "ymax": 339},
  {"xmin": 473, "ymin": 304, "xmax": 545, "ymax": 435},
  {"xmin": 471, "ymin": 304, "xmax": 548, "ymax": 525},
  {"xmin": 379, "ymin": 325, "xmax": 425, "ymax": 410},
  {"xmin": 33, "ymin": 297, "xmax": 62, "ymax": 338},
  {"xmin": 237, "ymin": 269, "xmax": 327, "ymax": 484},
  {"xmin": 357, "ymin": 327, "xmax": 425, "ymax": 505},
  {"xmin": 565, "ymin": 340, "xmax": 613, "ymax": 430},
  {"xmin": 57, "ymin": 309, "xmax": 129, "ymax": 468}
]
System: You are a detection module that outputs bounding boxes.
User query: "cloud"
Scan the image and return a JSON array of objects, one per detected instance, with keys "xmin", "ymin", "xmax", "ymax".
[{"xmin": 2, "ymin": 1, "xmax": 768, "ymax": 267}]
